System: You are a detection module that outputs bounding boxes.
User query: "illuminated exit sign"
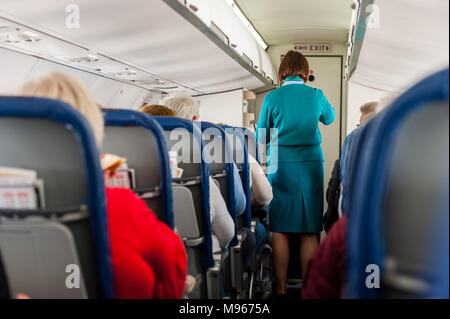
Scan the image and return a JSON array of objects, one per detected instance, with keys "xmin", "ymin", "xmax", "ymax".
[{"xmin": 294, "ymin": 42, "xmax": 332, "ymax": 53}]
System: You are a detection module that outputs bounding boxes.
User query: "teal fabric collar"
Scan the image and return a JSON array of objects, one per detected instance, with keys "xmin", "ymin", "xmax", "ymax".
[{"xmin": 284, "ymin": 76, "xmax": 303, "ymax": 82}]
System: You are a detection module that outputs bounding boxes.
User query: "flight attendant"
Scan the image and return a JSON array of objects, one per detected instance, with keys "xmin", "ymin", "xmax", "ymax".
[{"xmin": 257, "ymin": 50, "xmax": 335, "ymax": 296}]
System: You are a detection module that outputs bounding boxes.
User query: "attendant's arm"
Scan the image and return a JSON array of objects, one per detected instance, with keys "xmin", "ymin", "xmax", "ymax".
[
  {"xmin": 319, "ymin": 90, "xmax": 336, "ymax": 125},
  {"xmin": 256, "ymin": 96, "xmax": 273, "ymax": 145},
  {"xmin": 209, "ymin": 177, "xmax": 235, "ymax": 250}
]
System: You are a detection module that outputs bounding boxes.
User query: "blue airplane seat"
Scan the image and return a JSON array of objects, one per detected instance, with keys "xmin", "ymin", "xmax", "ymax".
[
  {"xmin": 345, "ymin": 69, "xmax": 449, "ymax": 298},
  {"xmin": 102, "ymin": 109, "xmax": 174, "ymax": 229},
  {"xmin": 221, "ymin": 125, "xmax": 252, "ymax": 229},
  {"xmin": 0, "ymin": 96, "xmax": 114, "ymax": 299},
  {"xmin": 242, "ymin": 127, "xmax": 261, "ymax": 164}
]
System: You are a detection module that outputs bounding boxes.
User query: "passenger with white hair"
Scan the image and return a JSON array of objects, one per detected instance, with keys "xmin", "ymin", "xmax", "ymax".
[
  {"xmin": 160, "ymin": 94, "xmax": 250, "ymax": 257},
  {"xmin": 160, "ymin": 93, "xmax": 200, "ymax": 121},
  {"xmin": 358, "ymin": 101, "xmax": 377, "ymax": 125},
  {"xmin": 160, "ymin": 93, "xmax": 246, "ymax": 214}
]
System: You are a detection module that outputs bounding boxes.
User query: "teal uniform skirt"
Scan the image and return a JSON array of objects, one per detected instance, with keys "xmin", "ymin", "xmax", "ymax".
[{"xmin": 268, "ymin": 161, "xmax": 324, "ymax": 233}]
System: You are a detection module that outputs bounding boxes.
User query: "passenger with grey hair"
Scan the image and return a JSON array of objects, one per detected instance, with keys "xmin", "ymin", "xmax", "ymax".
[
  {"xmin": 358, "ymin": 101, "xmax": 377, "ymax": 126},
  {"xmin": 160, "ymin": 93, "xmax": 200, "ymax": 121},
  {"xmin": 160, "ymin": 94, "xmax": 252, "ymax": 262}
]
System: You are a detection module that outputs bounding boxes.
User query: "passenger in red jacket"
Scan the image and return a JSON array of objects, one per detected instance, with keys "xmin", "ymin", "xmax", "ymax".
[
  {"xmin": 20, "ymin": 72, "xmax": 187, "ymax": 299},
  {"xmin": 302, "ymin": 215, "xmax": 347, "ymax": 299},
  {"xmin": 106, "ymin": 187, "xmax": 186, "ymax": 298}
]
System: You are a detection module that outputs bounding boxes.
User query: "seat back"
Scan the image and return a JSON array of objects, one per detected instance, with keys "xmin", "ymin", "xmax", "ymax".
[
  {"xmin": 201, "ymin": 122, "xmax": 242, "ymax": 244},
  {"xmin": 0, "ymin": 97, "xmax": 113, "ymax": 299},
  {"xmin": 153, "ymin": 117, "xmax": 214, "ymax": 298},
  {"xmin": 222, "ymin": 125, "xmax": 252, "ymax": 229},
  {"xmin": 102, "ymin": 110, "xmax": 173, "ymax": 228},
  {"xmin": 346, "ymin": 69, "xmax": 449, "ymax": 299},
  {"xmin": 153, "ymin": 117, "xmax": 214, "ymax": 269},
  {"xmin": 201, "ymin": 122, "xmax": 230, "ymax": 208},
  {"xmin": 242, "ymin": 128, "xmax": 260, "ymax": 164}
]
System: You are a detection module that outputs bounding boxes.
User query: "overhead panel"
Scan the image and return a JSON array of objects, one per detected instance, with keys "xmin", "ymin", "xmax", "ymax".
[
  {"xmin": 0, "ymin": 0, "xmax": 274, "ymax": 94},
  {"xmin": 350, "ymin": 0, "xmax": 449, "ymax": 92}
]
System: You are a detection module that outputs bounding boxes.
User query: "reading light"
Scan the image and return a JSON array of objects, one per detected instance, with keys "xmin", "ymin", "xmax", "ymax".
[
  {"xmin": 0, "ymin": 27, "xmax": 41, "ymax": 43},
  {"xmin": 0, "ymin": 26, "xmax": 21, "ymax": 43},
  {"xmin": 20, "ymin": 31, "xmax": 41, "ymax": 42},
  {"xmin": 63, "ymin": 54, "xmax": 100, "ymax": 63},
  {"xmin": 224, "ymin": 0, "xmax": 268, "ymax": 50},
  {"xmin": 110, "ymin": 68, "xmax": 137, "ymax": 77},
  {"xmin": 132, "ymin": 78, "xmax": 162, "ymax": 86}
]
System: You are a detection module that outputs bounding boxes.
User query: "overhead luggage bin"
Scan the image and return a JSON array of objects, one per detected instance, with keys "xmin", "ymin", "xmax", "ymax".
[
  {"xmin": 208, "ymin": 0, "xmax": 261, "ymax": 72},
  {"xmin": 0, "ymin": 0, "xmax": 275, "ymax": 94},
  {"xmin": 258, "ymin": 46, "xmax": 277, "ymax": 85}
]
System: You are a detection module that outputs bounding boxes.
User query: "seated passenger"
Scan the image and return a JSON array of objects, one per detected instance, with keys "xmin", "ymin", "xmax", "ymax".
[
  {"xmin": 160, "ymin": 93, "xmax": 200, "ymax": 121},
  {"xmin": 302, "ymin": 214, "xmax": 347, "ymax": 299},
  {"xmin": 161, "ymin": 93, "xmax": 247, "ymax": 215},
  {"xmin": 20, "ymin": 72, "xmax": 187, "ymax": 299},
  {"xmin": 140, "ymin": 100, "xmax": 235, "ymax": 254},
  {"xmin": 248, "ymin": 154, "xmax": 272, "ymax": 208},
  {"xmin": 248, "ymin": 154, "xmax": 272, "ymax": 256},
  {"xmin": 323, "ymin": 159, "xmax": 341, "ymax": 233},
  {"xmin": 160, "ymin": 94, "xmax": 263, "ymax": 271},
  {"xmin": 340, "ymin": 102, "xmax": 378, "ymax": 214},
  {"xmin": 140, "ymin": 104, "xmax": 177, "ymax": 117}
]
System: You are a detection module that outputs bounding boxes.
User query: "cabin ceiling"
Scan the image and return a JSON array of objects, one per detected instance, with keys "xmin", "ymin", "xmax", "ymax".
[{"xmin": 235, "ymin": 0, "xmax": 353, "ymax": 45}]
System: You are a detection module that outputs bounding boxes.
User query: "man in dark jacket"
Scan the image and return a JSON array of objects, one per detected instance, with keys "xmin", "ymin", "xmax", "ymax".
[{"xmin": 323, "ymin": 159, "xmax": 341, "ymax": 233}]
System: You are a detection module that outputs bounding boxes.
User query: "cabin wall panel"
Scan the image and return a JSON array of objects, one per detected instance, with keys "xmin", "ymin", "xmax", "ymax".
[
  {"xmin": 26, "ymin": 59, "xmax": 101, "ymax": 89},
  {"xmin": 197, "ymin": 89, "xmax": 244, "ymax": 127},
  {"xmin": 130, "ymin": 91, "xmax": 162, "ymax": 111},
  {"xmin": 0, "ymin": 48, "xmax": 38, "ymax": 95},
  {"xmin": 107, "ymin": 84, "xmax": 150, "ymax": 110}
]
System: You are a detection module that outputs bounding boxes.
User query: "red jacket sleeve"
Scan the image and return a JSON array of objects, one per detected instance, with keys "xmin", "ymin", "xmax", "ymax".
[
  {"xmin": 302, "ymin": 215, "xmax": 347, "ymax": 299},
  {"xmin": 106, "ymin": 188, "xmax": 187, "ymax": 299}
]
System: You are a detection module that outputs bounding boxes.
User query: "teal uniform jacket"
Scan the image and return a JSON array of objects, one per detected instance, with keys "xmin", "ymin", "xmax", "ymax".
[{"xmin": 257, "ymin": 76, "xmax": 335, "ymax": 233}]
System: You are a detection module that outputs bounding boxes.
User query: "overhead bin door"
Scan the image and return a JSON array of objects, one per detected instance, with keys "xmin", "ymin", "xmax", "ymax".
[
  {"xmin": 210, "ymin": 0, "xmax": 261, "ymax": 70},
  {"xmin": 258, "ymin": 46, "xmax": 275, "ymax": 84},
  {"xmin": 184, "ymin": 0, "xmax": 212, "ymax": 26}
]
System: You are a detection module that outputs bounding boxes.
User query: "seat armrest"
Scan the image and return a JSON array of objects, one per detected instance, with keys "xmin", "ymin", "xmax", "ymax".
[
  {"xmin": 182, "ymin": 236, "xmax": 205, "ymax": 247},
  {"xmin": 206, "ymin": 251, "xmax": 223, "ymax": 299}
]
